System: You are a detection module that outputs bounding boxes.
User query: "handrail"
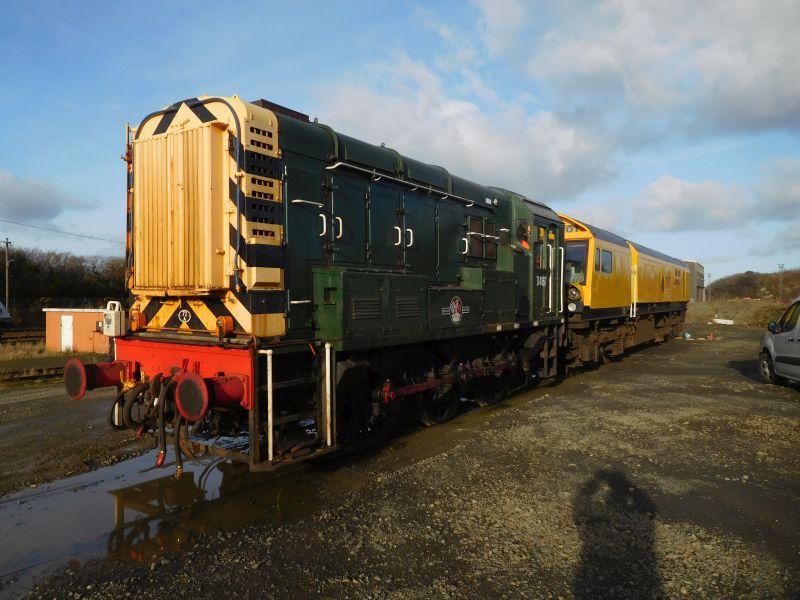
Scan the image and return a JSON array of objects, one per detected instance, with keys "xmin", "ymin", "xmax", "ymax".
[
  {"xmin": 291, "ymin": 198, "xmax": 324, "ymax": 208},
  {"xmin": 547, "ymin": 243, "xmax": 554, "ymax": 311},
  {"xmin": 266, "ymin": 349, "xmax": 274, "ymax": 461},
  {"xmin": 318, "ymin": 214, "xmax": 327, "ymax": 238},
  {"xmin": 324, "ymin": 343, "xmax": 333, "ymax": 447},
  {"xmin": 326, "ymin": 161, "xmax": 495, "ymax": 210},
  {"xmin": 559, "ymin": 246, "xmax": 564, "ymax": 310},
  {"xmin": 467, "ymin": 231, "xmax": 500, "ymax": 240}
]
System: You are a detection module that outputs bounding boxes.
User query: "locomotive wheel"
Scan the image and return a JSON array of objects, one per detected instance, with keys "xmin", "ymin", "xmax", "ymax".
[
  {"xmin": 473, "ymin": 372, "xmax": 513, "ymax": 407},
  {"xmin": 337, "ymin": 365, "xmax": 395, "ymax": 448},
  {"xmin": 417, "ymin": 389, "xmax": 459, "ymax": 426}
]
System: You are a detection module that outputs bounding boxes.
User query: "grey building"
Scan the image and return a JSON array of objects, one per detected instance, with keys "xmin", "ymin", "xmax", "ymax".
[{"xmin": 683, "ymin": 260, "xmax": 705, "ymax": 302}]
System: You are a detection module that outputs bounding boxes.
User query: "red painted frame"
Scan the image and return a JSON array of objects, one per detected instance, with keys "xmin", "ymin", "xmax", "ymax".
[{"xmin": 114, "ymin": 338, "xmax": 254, "ymax": 410}]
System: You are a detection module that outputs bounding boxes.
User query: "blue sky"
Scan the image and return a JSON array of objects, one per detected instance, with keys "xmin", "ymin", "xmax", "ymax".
[{"xmin": 0, "ymin": 0, "xmax": 798, "ymax": 283}]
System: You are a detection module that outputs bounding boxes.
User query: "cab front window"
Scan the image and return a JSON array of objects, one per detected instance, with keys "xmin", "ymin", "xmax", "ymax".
[{"xmin": 565, "ymin": 241, "xmax": 588, "ymax": 284}]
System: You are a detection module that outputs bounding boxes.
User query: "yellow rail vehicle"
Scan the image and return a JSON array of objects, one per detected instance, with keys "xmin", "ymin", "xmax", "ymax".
[
  {"xmin": 629, "ymin": 243, "xmax": 690, "ymax": 306},
  {"xmin": 559, "ymin": 214, "xmax": 688, "ymax": 367}
]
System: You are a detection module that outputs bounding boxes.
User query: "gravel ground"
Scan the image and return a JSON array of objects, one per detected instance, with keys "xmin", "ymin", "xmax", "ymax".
[
  {"xmin": 12, "ymin": 325, "xmax": 800, "ymax": 599},
  {"xmin": 0, "ymin": 384, "xmax": 148, "ymax": 497}
]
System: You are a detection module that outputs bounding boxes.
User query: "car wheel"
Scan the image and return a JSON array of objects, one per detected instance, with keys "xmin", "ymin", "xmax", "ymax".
[{"xmin": 759, "ymin": 352, "xmax": 785, "ymax": 385}]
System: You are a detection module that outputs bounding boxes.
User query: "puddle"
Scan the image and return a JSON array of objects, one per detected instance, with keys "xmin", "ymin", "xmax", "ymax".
[
  {"xmin": 0, "ymin": 390, "xmax": 549, "ymax": 598},
  {"xmin": 0, "ymin": 451, "xmax": 323, "ymax": 597}
]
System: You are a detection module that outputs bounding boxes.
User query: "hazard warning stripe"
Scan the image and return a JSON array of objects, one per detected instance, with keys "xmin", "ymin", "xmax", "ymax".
[
  {"xmin": 152, "ymin": 98, "xmax": 216, "ymax": 135},
  {"xmin": 145, "ymin": 300, "xmax": 181, "ymax": 330},
  {"xmin": 164, "ymin": 303, "xmax": 206, "ymax": 331}
]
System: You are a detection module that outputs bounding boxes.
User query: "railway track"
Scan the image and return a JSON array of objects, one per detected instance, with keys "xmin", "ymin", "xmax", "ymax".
[
  {"xmin": 0, "ymin": 329, "xmax": 45, "ymax": 345},
  {"xmin": 0, "ymin": 366, "xmax": 63, "ymax": 383}
]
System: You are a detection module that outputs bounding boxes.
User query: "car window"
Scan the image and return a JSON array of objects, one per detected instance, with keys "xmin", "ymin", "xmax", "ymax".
[
  {"xmin": 778, "ymin": 302, "xmax": 800, "ymax": 333},
  {"xmin": 601, "ymin": 250, "xmax": 613, "ymax": 273}
]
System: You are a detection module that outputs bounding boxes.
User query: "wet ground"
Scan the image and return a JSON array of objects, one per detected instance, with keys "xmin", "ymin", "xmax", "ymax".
[
  {"xmin": 0, "ymin": 325, "xmax": 798, "ymax": 599},
  {"xmin": 0, "ymin": 384, "xmax": 148, "ymax": 498}
]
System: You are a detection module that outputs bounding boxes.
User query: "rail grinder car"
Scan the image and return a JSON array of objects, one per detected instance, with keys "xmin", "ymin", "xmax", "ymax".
[
  {"xmin": 560, "ymin": 214, "xmax": 689, "ymax": 366},
  {"xmin": 64, "ymin": 95, "xmax": 568, "ymax": 471}
]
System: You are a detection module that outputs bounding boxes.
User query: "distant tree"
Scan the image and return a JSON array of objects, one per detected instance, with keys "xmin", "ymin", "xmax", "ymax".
[
  {"xmin": 0, "ymin": 247, "xmax": 126, "ymax": 325},
  {"xmin": 708, "ymin": 267, "xmax": 800, "ymax": 301}
]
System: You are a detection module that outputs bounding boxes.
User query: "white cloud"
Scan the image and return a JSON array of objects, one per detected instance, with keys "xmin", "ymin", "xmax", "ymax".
[
  {"xmin": 0, "ymin": 169, "xmax": 92, "ymax": 222},
  {"xmin": 513, "ymin": 0, "xmax": 800, "ymax": 137},
  {"xmin": 756, "ymin": 157, "xmax": 800, "ymax": 217},
  {"xmin": 616, "ymin": 155, "xmax": 800, "ymax": 236},
  {"xmin": 472, "ymin": 0, "xmax": 531, "ymax": 59},
  {"xmin": 315, "ymin": 53, "xmax": 615, "ymax": 201},
  {"xmin": 750, "ymin": 225, "xmax": 800, "ymax": 258},
  {"xmin": 631, "ymin": 176, "xmax": 750, "ymax": 232},
  {"xmin": 748, "ymin": 157, "xmax": 800, "ymax": 257},
  {"xmin": 556, "ymin": 201, "xmax": 624, "ymax": 234}
]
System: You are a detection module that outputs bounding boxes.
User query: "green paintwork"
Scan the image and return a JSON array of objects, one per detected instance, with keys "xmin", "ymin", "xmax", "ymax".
[
  {"xmin": 274, "ymin": 107, "xmax": 566, "ymax": 350},
  {"xmin": 458, "ymin": 266, "xmax": 484, "ymax": 289},
  {"xmin": 312, "ymin": 268, "xmax": 344, "ymax": 340}
]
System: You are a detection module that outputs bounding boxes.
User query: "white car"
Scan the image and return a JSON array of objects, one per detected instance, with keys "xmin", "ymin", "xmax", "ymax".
[{"xmin": 760, "ymin": 297, "xmax": 800, "ymax": 385}]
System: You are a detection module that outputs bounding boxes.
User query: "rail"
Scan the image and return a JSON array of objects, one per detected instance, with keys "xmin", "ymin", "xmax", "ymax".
[
  {"xmin": 0, "ymin": 366, "xmax": 63, "ymax": 383},
  {"xmin": 0, "ymin": 329, "xmax": 45, "ymax": 345}
]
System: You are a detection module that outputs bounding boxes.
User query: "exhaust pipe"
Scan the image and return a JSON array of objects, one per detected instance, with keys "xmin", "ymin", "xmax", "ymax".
[
  {"xmin": 64, "ymin": 358, "xmax": 126, "ymax": 400},
  {"xmin": 174, "ymin": 372, "xmax": 246, "ymax": 422}
]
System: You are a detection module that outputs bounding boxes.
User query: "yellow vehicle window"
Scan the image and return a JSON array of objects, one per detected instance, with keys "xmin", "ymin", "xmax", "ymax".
[
  {"xmin": 601, "ymin": 250, "xmax": 613, "ymax": 273},
  {"xmin": 566, "ymin": 241, "xmax": 587, "ymax": 284}
]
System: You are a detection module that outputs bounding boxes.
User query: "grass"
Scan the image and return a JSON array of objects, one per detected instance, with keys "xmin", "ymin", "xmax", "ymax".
[
  {"xmin": 685, "ymin": 299, "xmax": 786, "ymax": 327},
  {"xmin": 0, "ymin": 341, "xmax": 63, "ymax": 361}
]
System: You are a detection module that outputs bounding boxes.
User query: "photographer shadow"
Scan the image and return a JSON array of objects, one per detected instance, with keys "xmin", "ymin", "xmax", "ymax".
[{"xmin": 573, "ymin": 469, "xmax": 662, "ymax": 599}]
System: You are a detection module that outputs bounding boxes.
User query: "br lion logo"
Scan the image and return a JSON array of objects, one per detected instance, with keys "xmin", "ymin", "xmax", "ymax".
[{"xmin": 449, "ymin": 296, "xmax": 463, "ymax": 325}]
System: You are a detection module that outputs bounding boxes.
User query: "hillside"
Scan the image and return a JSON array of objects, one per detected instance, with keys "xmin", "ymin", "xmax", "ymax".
[
  {"xmin": 707, "ymin": 267, "xmax": 800, "ymax": 302},
  {"xmin": 685, "ymin": 298, "xmax": 785, "ymax": 327}
]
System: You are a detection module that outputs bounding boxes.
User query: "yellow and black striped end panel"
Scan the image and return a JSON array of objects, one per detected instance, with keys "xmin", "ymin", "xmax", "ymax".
[
  {"xmin": 131, "ymin": 95, "xmax": 286, "ymax": 296},
  {"xmin": 131, "ymin": 95, "xmax": 287, "ymax": 338},
  {"xmin": 133, "ymin": 294, "xmax": 285, "ymax": 338},
  {"xmin": 233, "ymin": 101, "xmax": 285, "ymax": 294}
]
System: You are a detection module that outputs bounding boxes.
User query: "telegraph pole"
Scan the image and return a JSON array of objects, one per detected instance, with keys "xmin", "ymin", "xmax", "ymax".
[
  {"xmin": 2, "ymin": 238, "xmax": 11, "ymax": 311},
  {"xmin": 778, "ymin": 263, "xmax": 784, "ymax": 301}
]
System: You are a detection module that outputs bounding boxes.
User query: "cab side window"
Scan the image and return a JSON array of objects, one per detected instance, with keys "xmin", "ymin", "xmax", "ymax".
[
  {"xmin": 467, "ymin": 216, "xmax": 497, "ymax": 260},
  {"xmin": 594, "ymin": 248, "xmax": 601, "ymax": 271},
  {"xmin": 516, "ymin": 220, "xmax": 530, "ymax": 250},
  {"xmin": 468, "ymin": 216, "xmax": 482, "ymax": 258}
]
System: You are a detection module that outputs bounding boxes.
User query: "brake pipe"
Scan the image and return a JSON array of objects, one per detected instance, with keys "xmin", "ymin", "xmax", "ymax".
[{"xmin": 156, "ymin": 377, "xmax": 176, "ymax": 468}]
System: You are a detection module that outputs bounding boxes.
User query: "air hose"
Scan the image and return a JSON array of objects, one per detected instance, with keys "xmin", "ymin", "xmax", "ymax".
[
  {"xmin": 156, "ymin": 377, "xmax": 176, "ymax": 468},
  {"xmin": 121, "ymin": 382, "xmax": 149, "ymax": 430}
]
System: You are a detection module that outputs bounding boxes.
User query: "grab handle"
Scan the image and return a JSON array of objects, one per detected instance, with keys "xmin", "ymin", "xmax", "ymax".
[{"xmin": 318, "ymin": 214, "xmax": 327, "ymax": 238}]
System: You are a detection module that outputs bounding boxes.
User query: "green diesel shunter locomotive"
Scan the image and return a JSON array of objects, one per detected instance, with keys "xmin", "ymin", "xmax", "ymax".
[{"xmin": 64, "ymin": 95, "xmax": 565, "ymax": 471}]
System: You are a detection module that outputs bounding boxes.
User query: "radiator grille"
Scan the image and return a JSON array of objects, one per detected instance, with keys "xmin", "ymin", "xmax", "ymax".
[
  {"xmin": 352, "ymin": 297, "xmax": 381, "ymax": 320},
  {"xmin": 132, "ymin": 123, "xmax": 226, "ymax": 293},
  {"xmin": 395, "ymin": 297, "xmax": 420, "ymax": 318}
]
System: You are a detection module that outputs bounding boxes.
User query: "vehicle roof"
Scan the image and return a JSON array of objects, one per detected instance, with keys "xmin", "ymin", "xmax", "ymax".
[{"xmin": 629, "ymin": 242, "xmax": 687, "ymax": 268}]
